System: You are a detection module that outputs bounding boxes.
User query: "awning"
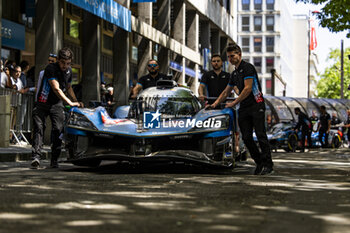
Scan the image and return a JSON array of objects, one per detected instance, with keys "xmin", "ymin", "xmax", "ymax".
[{"xmin": 66, "ymin": 0, "xmax": 131, "ymax": 32}]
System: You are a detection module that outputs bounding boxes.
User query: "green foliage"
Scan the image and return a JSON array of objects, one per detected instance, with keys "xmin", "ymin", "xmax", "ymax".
[
  {"xmin": 295, "ymin": 0, "xmax": 350, "ymax": 38},
  {"xmin": 316, "ymin": 48, "xmax": 350, "ymax": 98}
]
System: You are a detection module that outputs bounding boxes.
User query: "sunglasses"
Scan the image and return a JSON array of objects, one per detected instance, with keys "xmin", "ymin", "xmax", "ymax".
[{"xmin": 148, "ymin": 64, "xmax": 158, "ymax": 68}]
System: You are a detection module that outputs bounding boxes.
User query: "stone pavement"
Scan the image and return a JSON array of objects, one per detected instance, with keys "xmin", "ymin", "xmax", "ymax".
[{"xmin": 0, "ymin": 144, "xmax": 53, "ymax": 162}]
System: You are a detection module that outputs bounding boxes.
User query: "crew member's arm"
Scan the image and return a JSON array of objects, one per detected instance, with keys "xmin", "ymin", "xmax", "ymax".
[
  {"xmin": 210, "ymin": 85, "xmax": 234, "ymax": 108},
  {"xmin": 66, "ymin": 83, "xmax": 84, "ymax": 107},
  {"xmin": 198, "ymin": 84, "xmax": 207, "ymax": 102},
  {"xmin": 233, "ymin": 86, "xmax": 239, "ymax": 95},
  {"xmin": 49, "ymin": 79, "xmax": 80, "ymax": 107},
  {"xmin": 131, "ymin": 84, "xmax": 142, "ymax": 99},
  {"xmin": 225, "ymin": 78, "xmax": 253, "ymax": 108}
]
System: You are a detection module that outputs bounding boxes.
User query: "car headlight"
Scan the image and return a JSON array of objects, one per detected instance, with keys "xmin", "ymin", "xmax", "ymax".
[
  {"xmin": 68, "ymin": 112, "xmax": 97, "ymax": 130},
  {"xmin": 189, "ymin": 115, "xmax": 230, "ymax": 132}
]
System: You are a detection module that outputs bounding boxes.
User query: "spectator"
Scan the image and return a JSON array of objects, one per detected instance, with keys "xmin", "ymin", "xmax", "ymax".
[
  {"xmin": 19, "ymin": 60, "xmax": 30, "ymax": 88},
  {"xmin": 31, "ymin": 48, "xmax": 82, "ymax": 169},
  {"xmin": 106, "ymin": 86, "xmax": 114, "ymax": 106},
  {"xmin": 1, "ymin": 65, "xmax": 13, "ymax": 88},
  {"xmin": 35, "ymin": 53, "xmax": 57, "ymax": 101},
  {"xmin": 100, "ymin": 81, "xmax": 108, "ymax": 105},
  {"xmin": 198, "ymin": 54, "xmax": 230, "ymax": 105},
  {"xmin": 9, "ymin": 65, "xmax": 27, "ymax": 93},
  {"xmin": 294, "ymin": 107, "xmax": 312, "ymax": 152},
  {"xmin": 131, "ymin": 59, "xmax": 169, "ymax": 98},
  {"xmin": 209, "ymin": 43, "xmax": 274, "ymax": 175},
  {"xmin": 318, "ymin": 105, "xmax": 331, "ymax": 148}
]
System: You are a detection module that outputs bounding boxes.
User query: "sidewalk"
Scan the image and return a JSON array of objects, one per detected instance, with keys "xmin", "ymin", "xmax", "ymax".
[{"xmin": 0, "ymin": 144, "xmax": 55, "ymax": 162}]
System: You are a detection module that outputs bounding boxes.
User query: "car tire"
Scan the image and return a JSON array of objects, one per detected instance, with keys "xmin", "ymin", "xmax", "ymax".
[
  {"xmin": 331, "ymin": 135, "xmax": 341, "ymax": 148},
  {"xmin": 287, "ymin": 134, "xmax": 298, "ymax": 152}
]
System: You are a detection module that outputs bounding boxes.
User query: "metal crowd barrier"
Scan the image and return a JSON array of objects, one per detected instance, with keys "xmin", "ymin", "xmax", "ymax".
[{"xmin": 0, "ymin": 87, "xmax": 34, "ymax": 145}]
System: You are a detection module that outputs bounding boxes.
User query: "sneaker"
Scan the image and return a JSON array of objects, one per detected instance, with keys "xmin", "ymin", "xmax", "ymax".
[
  {"xmin": 254, "ymin": 164, "xmax": 264, "ymax": 175},
  {"xmin": 50, "ymin": 159, "xmax": 59, "ymax": 168},
  {"xmin": 261, "ymin": 166, "xmax": 274, "ymax": 175},
  {"xmin": 31, "ymin": 158, "xmax": 40, "ymax": 169}
]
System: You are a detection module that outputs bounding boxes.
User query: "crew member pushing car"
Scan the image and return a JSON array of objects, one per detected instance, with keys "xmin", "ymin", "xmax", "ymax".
[
  {"xmin": 209, "ymin": 43, "xmax": 274, "ymax": 175},
  {"xmin": 31, "ymin": 48, "xmax": 83, "ymax": 169}
]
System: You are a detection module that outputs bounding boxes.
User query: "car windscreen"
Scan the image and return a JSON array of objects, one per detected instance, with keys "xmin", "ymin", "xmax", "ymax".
[{"xmin": 128, "ymin": 96, "xmax": 201, "ymax": 118}]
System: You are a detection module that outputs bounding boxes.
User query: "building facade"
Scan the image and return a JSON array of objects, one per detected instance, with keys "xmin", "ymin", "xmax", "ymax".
[
  {"xmin": 0, "ymin": 0, "xmax": 236, "ymax": 106},
  {"xmin": 237, "ymin": 0, "xmax": 318, "ymax": 97}
]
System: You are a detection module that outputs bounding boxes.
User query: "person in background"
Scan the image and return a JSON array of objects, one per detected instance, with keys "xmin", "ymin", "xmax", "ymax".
[
  {"xmin": 343, "ymin": 110, "xmax": 350, "ymax": 148},
  {"xmin": 1, "ymin": 64, "xmax": 13, "ymax": 89},
  {"xmin": 318, "ymin": 105, "xmax": 331, "ymax": 148},
  {"xmin": 131, "ymin": 59, "xmax": 169, "ymax": 98},
  {"xmin": 35, "ymin": 53, "xmax": 57, "ymax": 101},
  {"xmin": 198, "ymin": 54, "xmax": 230, "ymax": 105},
  {"xmin": 294, "ymin": 107, "xmax": 312, "ymax": 152},
  {"xmin": 9, "ymin": 65, "xmax": 27, "ymax": 93},
  {"xmin": 31, "ymin": 48, "xmax": 82, "ymax": 169},
  {"xmin": 106, "ymin": 86, "xmax": 114, "ymax": 106},
  {"xmin": 330, "ymin": 112, "xmax": 341, "ymax": 126},
  {"xmin": 310, "ymin": 110, "xmax": 319, "ymax": 132},
  {"xmin": 19, "ymin": 60, "xmax": 30, "ymax": 89}
]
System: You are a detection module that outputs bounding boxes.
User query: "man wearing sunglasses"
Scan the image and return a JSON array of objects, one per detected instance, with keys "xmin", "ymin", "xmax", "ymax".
[
  {"xmin": 131, "ymin": 59, "xmax": 169, "ymax": 98},
  {"xmin": 31, "ymin": 48, "xmax": 83, "ymax": 169}
]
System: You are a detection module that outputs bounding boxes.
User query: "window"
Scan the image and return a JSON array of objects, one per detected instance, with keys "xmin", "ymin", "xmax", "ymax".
[
  {"xmin": 242, "ymin": 0, "xmax": 250, "ymax": 10},
  {"xmin": 242, "ymin": 16, "xmax": 250, "ymax": 31},
  {"xmin": 242, "ymin": 37, "xmax": 250, "ymax": 52},
  {"xmin": 266, "ymin": 57, "xmax": 274, "ymax": 73},
  {"xmin": 66, "ymin": 18, "xmax": 80, "ymax": 39},
  {"xmin": 254, "ymin": 37, "xmax": 262, "ymax": 52},
  {"xmin": 101, "ymin": 20, "xmax": 114, "ymax": 55},
  {"xmin": 253, "ymin": 57, "xmax": 262, "ymax": 73},
  {"xmin": 266, "ymin": 15, "xmax": 274, "ymax": 31},
  {"xmin": 266, "ymin": 0, "xmax": 274, "ymax": 10},
  {"xmin": 254, "ymin": 0, "xmax": 262, "ymax": 10},
  {"xmin": 266, "ymin": 36, "xmax": 274, "ymax": 52},
  {"xmin": 64, "ymin": 3, "xmax": 82, "ymax": 44},
  {"xmin": 254, "ymin": 16, "xmax": 262, "ymax": 31}
]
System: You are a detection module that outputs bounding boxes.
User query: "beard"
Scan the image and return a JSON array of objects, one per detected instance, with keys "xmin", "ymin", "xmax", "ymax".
[
  {"xmin": 213, "ymin": 66, "xmax": 221, "ymax": 71},
  {"xmin": 150, "ymin": 70, "xmax": 158, "ymax": 75}
]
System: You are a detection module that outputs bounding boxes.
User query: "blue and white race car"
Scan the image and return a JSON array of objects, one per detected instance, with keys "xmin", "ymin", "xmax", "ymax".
[{"xmin": 64, "ymin": 81, "xmax": 236, "ymax": 168}]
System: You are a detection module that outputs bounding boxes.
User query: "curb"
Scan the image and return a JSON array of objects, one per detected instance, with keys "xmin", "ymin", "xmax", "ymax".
[{"xmin": 0, "ymin": 145, "xmax": 66, "ymax": 162}]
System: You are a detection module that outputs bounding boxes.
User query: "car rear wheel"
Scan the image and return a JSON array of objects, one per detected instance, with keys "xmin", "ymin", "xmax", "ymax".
[
  {"xmin": 287, "ymin": 134, "xmax": 298, "ymax": 152},
  {"xmin": 331, "ymin": 135, "xmax": 341, "ymax": 148}
]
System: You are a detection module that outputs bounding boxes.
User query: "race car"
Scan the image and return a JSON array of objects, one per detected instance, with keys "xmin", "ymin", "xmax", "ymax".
[{"xmin": 64, "ymin": 80, "xmax": 236, "ymax": 168}]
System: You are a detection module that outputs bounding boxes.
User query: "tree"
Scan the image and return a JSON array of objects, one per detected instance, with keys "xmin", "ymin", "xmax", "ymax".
[
  {"xmin": 316, "ymin": 47, "xmax": 350, "ymax": 98},
  {"xmin": 295, "ymin": 0, "xmax": 350, "ymax": 38}
]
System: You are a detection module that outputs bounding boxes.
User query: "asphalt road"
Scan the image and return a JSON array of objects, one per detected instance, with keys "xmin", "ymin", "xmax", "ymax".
[{"xmin": 0, "ymin": 148, "xmax": 350, "ymax": 233}]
